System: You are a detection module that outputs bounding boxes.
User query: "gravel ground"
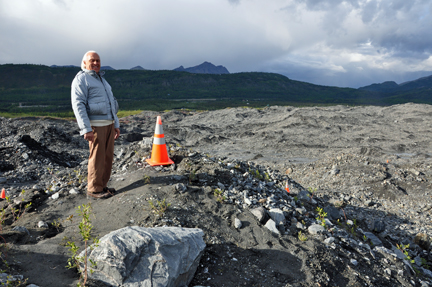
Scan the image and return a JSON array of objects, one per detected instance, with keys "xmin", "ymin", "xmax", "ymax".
[{"xmin": 0, "ymin": 103, "xmax": 431, "ymax": 286}]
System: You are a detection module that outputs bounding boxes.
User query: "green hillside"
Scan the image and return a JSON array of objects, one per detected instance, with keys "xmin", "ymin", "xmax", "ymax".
[{"xmin": 0, "ymin": 64, "xmax": 430, "ymax": 115}]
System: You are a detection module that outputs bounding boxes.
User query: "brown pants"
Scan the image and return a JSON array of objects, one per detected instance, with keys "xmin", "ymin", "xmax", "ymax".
[{"xmin": 87, "ymin": 124, "xmax": 115, "ymax": 193}]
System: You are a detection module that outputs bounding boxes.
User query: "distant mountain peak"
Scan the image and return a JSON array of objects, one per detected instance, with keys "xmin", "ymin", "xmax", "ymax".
[
  {"xmin": 174, "ymin": 65, "xmax": 186, "ymax": 72},
  {"xmin": 130, "ymin": 66, "xmax": 145, "ymax": 70},
  {"xmin": 359, "ymin": 74, "xmax": 432, "ymax": 93},
  {"xmin": 173, "ymin": 62, "xmax": 229, "ymax": 74},
  {"xmin": 100, "ymin": 66, "xmax": 115, "ymax": 71}
]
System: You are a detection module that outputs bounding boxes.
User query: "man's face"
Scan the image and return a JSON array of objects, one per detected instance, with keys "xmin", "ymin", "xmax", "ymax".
[{"xmin": 84, "ymin": 52, "xmax": 101, "ymax": 73}]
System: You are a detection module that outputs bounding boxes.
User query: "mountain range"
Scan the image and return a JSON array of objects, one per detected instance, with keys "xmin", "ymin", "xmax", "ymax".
[
  {"xmin": 1, "ymin": 63, "xmax": 432, "ymax": 113},
  {"xmin": 360, "ymin": 75, "xmax": 432, "ymax": 93},
  {"xmin": 173, "ymin": 62, "xmax": 229, "ymax": 74},
  {"xmin": 49, "ymin": 62, "xmax": 229, "ymax": 74}
]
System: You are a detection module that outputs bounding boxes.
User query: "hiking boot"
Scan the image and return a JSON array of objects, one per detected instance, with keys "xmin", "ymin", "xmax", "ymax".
[
  {"xmin": 103, "ymin": 187, "xmax": 116, "ymax": 195},
  {"xmin": 87, "ymin": 191, "xmax": 112, "ymax": 200}
]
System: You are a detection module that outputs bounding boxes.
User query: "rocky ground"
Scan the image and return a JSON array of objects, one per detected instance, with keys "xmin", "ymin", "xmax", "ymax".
[{"xmin": 0, "ymin": 103, "xmax": 432, "ymax": 286}]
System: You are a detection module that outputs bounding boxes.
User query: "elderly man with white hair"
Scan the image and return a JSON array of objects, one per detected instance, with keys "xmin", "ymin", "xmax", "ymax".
[{"xmin": 71, "ymin": 51, "xmax": 120, "ymax": 199}]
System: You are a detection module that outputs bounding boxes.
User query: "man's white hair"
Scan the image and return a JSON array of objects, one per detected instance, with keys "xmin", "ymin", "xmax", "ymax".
[{"xmin": 81, "ymin": 50, "xmax": 98, "ymax": 70}]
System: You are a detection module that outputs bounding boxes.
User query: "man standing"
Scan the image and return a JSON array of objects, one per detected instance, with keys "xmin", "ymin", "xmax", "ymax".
[{"xmin": 71, "ymin": 51, "xmax": 120, "ymax": 199}]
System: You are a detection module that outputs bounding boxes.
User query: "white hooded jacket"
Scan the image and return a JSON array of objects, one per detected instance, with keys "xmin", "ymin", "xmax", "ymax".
[{"xmin": 71, "ymin": 69, "xmax": 119, "ymax": 135}]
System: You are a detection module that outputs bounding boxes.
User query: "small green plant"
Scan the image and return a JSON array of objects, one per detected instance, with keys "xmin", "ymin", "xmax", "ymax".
[
  {"xmin": 293, "ymin": 196, "xmax": 298, "ymax": 201},
  {"xmin": 316, "ymin": 207, "xmax": 327, "ymax": 228},
  {"xmin": 249, "ymin": 168, "xmax": 264, "ymax": 180},
  {"xmin": 52, "ymin": 219, "xmax": 62, "ymax": 232},
  {"xmin": 397, "ymin": 243, "xmax": 415, "ymax": 265},
  {"xmin": 73, "ymin": 169, "xmax": 87, "ymax": 184},
  {"xmin": 213, "ymin": 189, "xmax": 226, "ymax": 203},
  {"xmin": 51, "ymin": 215, "xmax": 74, "ymax": 232},
  {"xmin": 47, "ymin": 167, "xmax": 61, "ymax": 182},
  {"xmin": 0, "ymin": 271, "xmax": 28, "ymax": 286},
  {"xmin": 189, "ymin": 170, "xmax": 197, "ymax": 183},
  {"xmin": 421, "ymin": 257, "xmax": 430, "ymax": 270},
  {"xmin": 148, "ymin": 199, "xmax": 171, "ymax": 217},
  {"xmin": 308, "ymin": 187, "xmax": 317, "ymax": 202},
  {"xmin": 333, "ymin": 201, "xmax": 348, "ymax": 221},
  {"xmin": 4, "ymin": 189, "xmax": 32, "ymax": 222},
  {"xmin": 51, "ymin": 215, "xmax": 74, "ymax": 235},
  {"xmin": 308, "ymin": 187, "xmax": 317, "ymax": 194},
  {"xmin": 298, "ymin": 231, "xmax": 308, "ymax": 241},
  {"xmin": 353, "ymin": 218, "xmax": 358, "ymax": 228},
  {"xmin": 143, "ymin": 175, "xmax": 151, "ymax": 184},
  {"xmin": 0, "ymin": 208, "xmax": 6, "ymax": 226},
  {"xmin": 66, "ymin": 203, "xmax": 100, "ymax": 287}
]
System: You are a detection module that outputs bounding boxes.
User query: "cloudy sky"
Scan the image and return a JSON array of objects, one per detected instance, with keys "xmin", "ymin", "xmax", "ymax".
[{"xmin": 1, "ymin": 0, "xmax": 431, "ymax": 88}]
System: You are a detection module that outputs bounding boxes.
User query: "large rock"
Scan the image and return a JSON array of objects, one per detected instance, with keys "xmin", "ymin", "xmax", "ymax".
[
  {"xmin": 372, "ymin": 219, "xmax": 386, "ymax": 233},
  {"xmin": 323, "ymin": 205, "xmax": 340, "ymax": 220},
  {"xmin": 363, "ymin": 231, "xmax": 383, "ymax": 246},
  {"xmin": 308, "ymin": 224, "xmax": 325, "ymax": 235},
  {"xmin": 264, "ymin": 219, "xmax": 280, "ymax": 235},
  {"xmin": 80, "ymin": 226, "xmax": 206, "ymax": 287},
  {"xmin": 125, "ymin": 133, "xmax": 144, "ymax": 142},
  {"xmin": 250, "ymin": 206, "xmax": 268, "ymax": 223},
  {"xmin": 268, "ymin": 208, "xmax": 285, "ymax": 225}
]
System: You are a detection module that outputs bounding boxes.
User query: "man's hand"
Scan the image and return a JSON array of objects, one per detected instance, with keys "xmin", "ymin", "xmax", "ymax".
[
  {"xmin": 114, "ymin": 128, "xmax": 120, "ymax": 140},
  {"xmin": 84, "ymin": 131, "xmax": 94, "ymax": 142}
]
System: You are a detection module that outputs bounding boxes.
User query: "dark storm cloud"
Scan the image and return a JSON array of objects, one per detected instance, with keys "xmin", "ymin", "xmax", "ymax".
[{"xmin": 0, "ymin": 0, "xmax": 431, "ymax": 88}]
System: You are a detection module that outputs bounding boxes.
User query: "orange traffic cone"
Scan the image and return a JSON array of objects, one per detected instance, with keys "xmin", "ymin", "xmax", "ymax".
[
  {"xmin": 0, "ymin": 188, "xmax": 5, "ymax": 199},
  {"xmin": 285, "ymin": 181, "xmax": 290, "ymax": 193},
  {"xmin": 146, "ymin": 116, "xmax": 174, "ymax": 166}
]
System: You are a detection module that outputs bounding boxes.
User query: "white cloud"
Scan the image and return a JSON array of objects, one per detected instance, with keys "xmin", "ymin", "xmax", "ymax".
[{"xmin": 0, "ymin": 0, "xmax": 431, "ymax": 87}]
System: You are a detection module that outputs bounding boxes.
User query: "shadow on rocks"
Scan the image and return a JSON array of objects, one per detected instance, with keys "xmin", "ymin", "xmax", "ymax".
[{"xmin": 190, "ymin": 244, "xmax": 307, "ymax": 287}]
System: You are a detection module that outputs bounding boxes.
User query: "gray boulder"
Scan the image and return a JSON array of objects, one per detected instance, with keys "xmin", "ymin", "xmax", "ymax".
[
  {"xmin": 268, "ymin": 208, "xmax": 285, "ymax": 225},
  {"xmin": 250, "ymin": 206, "xmax": 267, "ymax": 223},
  {"xmin": 264, "ymin": 219, "xmax": 280, "ymax": 235},
  {"xmin": 372, "ymin": 219, "xmax": 386, "ymax": 233},
  {"xmin": 80, "ymin": 226, "xmax": 205, "ymax": 287},
  {"xmin": 363, "ymin": 231, "xmax": 383, "ymax": 246},
  {"xmin": 308, "ymin": 224, "xmax": 325, "ymax": 235},
  {"xmin": 175, "ymin": 183, "xmax": 188, "ymax": 193},
  {"xmin": 125, "ymin": 133, "xmax": 144, "ymax": 142},
  {"xmin": 323, "ymin": 205, "xmax": 340, "ymax": 220},
  {"xmin": 297, "ymin": 190, "xmax": 310, "ymax": 201}
]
